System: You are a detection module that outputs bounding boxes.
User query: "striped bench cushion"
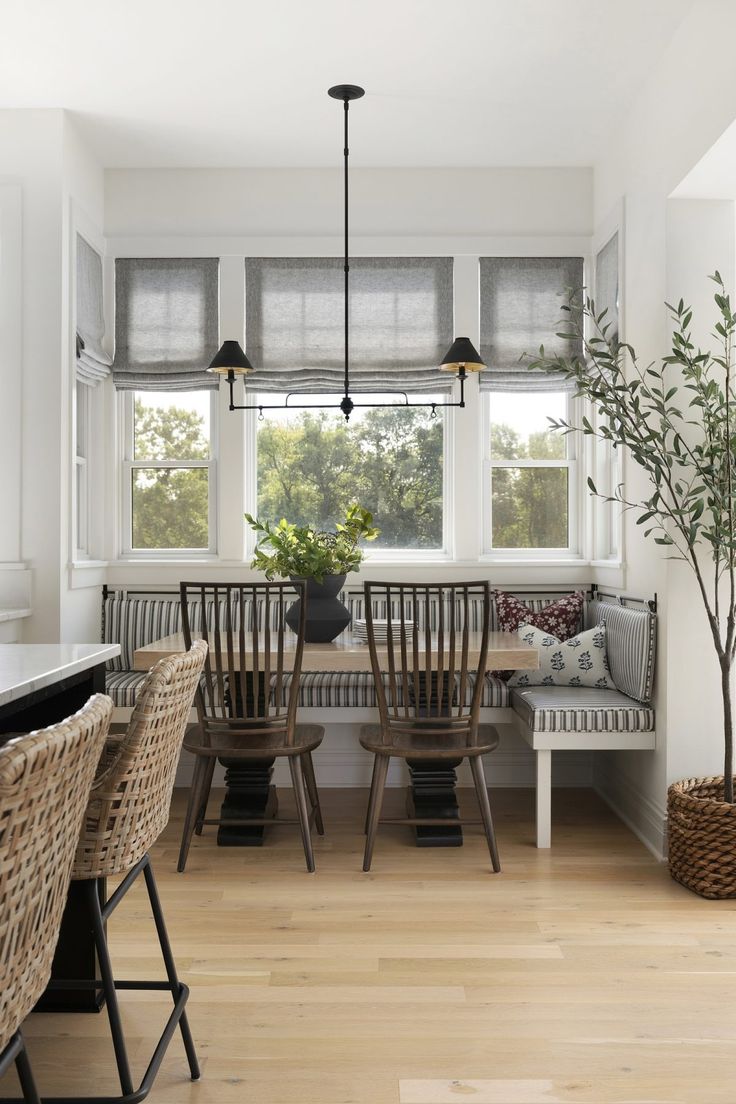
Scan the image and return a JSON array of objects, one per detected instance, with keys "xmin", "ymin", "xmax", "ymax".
[
  {"xmin": 511, "ymin": 686, "xmax": 655, "ymax": 733},
  {"xmin": 586, "ymin": 600, "xmax": 656, "ymax": 703},
  {"xmin": 274, "ymin": 672, "xmax": 510, "ymax": 710},
  {"xmin": 105, "ymin": 669, "xmax": 150, "ymax": 707},
  {"xmin": 104, "ymin": 597, "xmax": 187, "ymax": 671}
]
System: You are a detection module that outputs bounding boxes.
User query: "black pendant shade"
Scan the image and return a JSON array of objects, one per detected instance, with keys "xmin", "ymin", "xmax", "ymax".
[
  {"xmin": 207, "ymin": 339, "xmax": 253, "ymax": 377},
  {"xmin": 439, "ymin": 337, "xmax": 485, "ymax": 374}
]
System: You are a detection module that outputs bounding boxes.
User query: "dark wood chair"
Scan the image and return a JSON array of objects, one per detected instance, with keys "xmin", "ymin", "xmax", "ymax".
[
  {"xmin": 178, "ymin": 581, "xmax": 325, "ymax": 873},
  {"xmin": 360, "ymin": 581, "xmax": 501, "ymax": 873}
]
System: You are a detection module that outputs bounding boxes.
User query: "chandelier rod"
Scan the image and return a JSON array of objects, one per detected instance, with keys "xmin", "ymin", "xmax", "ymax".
[{"xmin": 343, "ymin": 95, "xmax": 350, "ymax": 400}]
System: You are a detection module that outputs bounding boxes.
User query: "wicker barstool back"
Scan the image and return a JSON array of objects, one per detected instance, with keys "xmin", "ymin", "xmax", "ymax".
[
  {"xmin": 0, "ymin": 695, "xmax": 112, "ymax": 1054},
  {"xmin": 73, "ymin": 640, "xmax": 208, "ymax": 881}
]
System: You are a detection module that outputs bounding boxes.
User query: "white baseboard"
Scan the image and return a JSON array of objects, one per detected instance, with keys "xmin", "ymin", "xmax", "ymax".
[{"xmin": 593, "ymin": 755, "xmax": 667, "ymax": 860}]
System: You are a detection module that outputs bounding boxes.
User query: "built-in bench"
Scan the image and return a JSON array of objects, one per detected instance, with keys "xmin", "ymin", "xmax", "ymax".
[{"xmin": 101, "ymin": 585, "xmax": 656, "ymax": 847}]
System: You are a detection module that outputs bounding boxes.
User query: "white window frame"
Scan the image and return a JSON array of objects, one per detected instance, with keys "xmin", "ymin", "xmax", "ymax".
[
  {"xmin": 119, "ymin": 389, "xmax": 219, "ymax": 557},
  {"xmin": 590, "ymin": 203, "xmax": 625, "ymax": 566},
  {"xmin": 73, "ymin": 378, "xmax": 92, "ymax": 560},
  {"xmin": 481, "ymin": 391, "xmax": 581, "ymax": 560},
  {"xmin": 244, "ymin": 389, "xmax": 454, "ymax": 561}
]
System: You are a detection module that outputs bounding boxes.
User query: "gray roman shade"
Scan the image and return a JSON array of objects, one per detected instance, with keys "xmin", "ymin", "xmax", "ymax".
[
  {"xmin": 244, "ymin": 257, "xmax": 454, "ymax": 393},
  {"xmin": 595, "ymin": 232, "xmax": 619, "ymax": 344},
  {"xmin": 479, "ymin": 256, "xmax": 584, "ymax": 392},
  {"xmin": 76, "ymin": 234, "xmax": 112, "ymax": 385},
  {"xmin": 112, "ymin": 258, "xmax": 219, "ymax": 391}
]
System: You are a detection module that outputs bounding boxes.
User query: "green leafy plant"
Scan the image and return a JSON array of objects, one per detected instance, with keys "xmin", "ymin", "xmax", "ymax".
[
  {"xmin": 244, "ymin": 503, "xmax": 379, "ymax": 583},
  {"xmin": 529, "ymin": 273, "xmax": 736, "ymax": 801}
]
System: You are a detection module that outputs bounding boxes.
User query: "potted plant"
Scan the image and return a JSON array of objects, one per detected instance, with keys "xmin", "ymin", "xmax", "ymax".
[
  {"xmin": 244, "ymin": 503, "xmax": 379, "ymax": 643},
  {"xmin": 529, "ymin": 273, "xmax": 736, "ymax": 897}
]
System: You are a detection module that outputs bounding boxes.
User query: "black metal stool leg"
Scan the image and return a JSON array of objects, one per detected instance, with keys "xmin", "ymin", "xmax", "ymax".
[
  {"xmin": 85, "ymin": 880, "xmax": 135, "ymax": 1098},
  {"xmin": 142, "ymin": 859, "xmax": 200, "ymax": 1080},
  {"xmin": 8, "ymin": 1034, "xmax": 41, "ymax": 1104}
]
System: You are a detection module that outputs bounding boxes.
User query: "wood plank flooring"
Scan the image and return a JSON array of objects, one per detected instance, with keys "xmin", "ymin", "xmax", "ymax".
[{"xmin": 6, "ymin": 786, "xmax": 736, "ymax": 1104}]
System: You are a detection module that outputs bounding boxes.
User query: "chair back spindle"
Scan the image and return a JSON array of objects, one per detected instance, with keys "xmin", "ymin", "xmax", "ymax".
[
  {"xmin": 179, "ymin": 581, "xmax": 306, "ymax": 750},
  {"xmin": 364, "ymin": 581, "xmax": 491, "ymax": 746}
]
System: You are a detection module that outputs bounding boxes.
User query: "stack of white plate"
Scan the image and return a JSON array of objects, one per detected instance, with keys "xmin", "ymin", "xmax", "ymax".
[{"xmin": 353, "ymin": 618, "xmax": 415, "ymax": 643}]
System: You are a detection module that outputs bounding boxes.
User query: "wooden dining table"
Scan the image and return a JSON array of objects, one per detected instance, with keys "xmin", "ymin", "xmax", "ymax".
[{"xmin": 134, "ymin": 630, "xmax": 539, "ymax": 848}]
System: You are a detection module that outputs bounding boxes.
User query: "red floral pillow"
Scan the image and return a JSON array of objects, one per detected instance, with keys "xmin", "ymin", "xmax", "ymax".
[{"xmin": 492, "ymin": 590, "xmax": 585, "ymax": 680}]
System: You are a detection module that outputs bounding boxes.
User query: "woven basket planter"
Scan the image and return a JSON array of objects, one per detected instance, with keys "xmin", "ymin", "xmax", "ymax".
[{"xmin": 668, "ymin": 776, "xmax": 736, "ymax": 898}]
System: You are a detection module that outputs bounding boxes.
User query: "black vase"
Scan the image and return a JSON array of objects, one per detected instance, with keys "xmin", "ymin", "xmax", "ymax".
[{"xmin": 286, "ymin": 574, "xmax": 351, "ymax": 643}]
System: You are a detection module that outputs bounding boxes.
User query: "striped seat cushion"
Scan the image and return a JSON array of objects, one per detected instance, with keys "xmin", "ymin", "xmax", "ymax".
[
  {"xmin": 511, "ymin": 686, "xmax": 655, "ymax": 733},
  {"xmin": 586, "ymin": 600, "xmax": 656, "ymax": 703},
  {"xmin": 105, "ymin": 669, "xmax": 150, "ymax": 707}
]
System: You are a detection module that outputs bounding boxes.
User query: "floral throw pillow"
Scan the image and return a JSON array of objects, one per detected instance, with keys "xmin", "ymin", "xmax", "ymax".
[
  {"xmin": 492, "ymin": 590, "xmax": 584, "ymax": 680},
  {"xmin": 508, "ymin": 622, "xmax": 614, "ymax": 690},
  {"xmin": 495, "ymin": 589, "xmax": 584, "ymax": 638}
]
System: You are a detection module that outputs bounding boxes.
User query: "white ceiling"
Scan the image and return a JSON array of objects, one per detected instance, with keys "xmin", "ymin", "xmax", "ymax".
[{"xmin": 0, "ymin": 0, "xmax": 694, "ymax": 169}]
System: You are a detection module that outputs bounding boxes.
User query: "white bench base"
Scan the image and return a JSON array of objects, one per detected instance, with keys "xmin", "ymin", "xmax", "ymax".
[{"xmin": 513, "ymin": 716, "xmax": 656, "ymax": 847}]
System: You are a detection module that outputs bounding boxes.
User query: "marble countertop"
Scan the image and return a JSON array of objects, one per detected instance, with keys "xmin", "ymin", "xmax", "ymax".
[{"xmin": 0, "ymin": 643, "xmax": 120, "ymax": 708}]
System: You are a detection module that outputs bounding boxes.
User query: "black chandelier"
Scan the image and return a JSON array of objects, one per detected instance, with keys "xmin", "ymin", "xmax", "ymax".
[{"xmin": 207, "ymin": 84, "xmax": 485, "ymax": 422}]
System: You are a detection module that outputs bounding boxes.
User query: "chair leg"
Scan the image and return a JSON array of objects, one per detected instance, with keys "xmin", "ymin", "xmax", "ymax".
[
  {"xmin": 363, "ymin": 754, "xmax": 389, "ymax": 873},
  {"xmin": 470, "ymin": 755, "xmax": 501, "ymax": 873},
  {"xmin": 12, "ymin": 1034, "xmax": 41, "ymax": 1104},
  {"xmin": 178, "ymin": 755, "xmax": 210, "ymax": 873},
  {"xmin": 142, "ymin": 858, "xmax": 200, "ymax": 1081},
  {"xmin": 364, "ymin": 754, "xmax": 380, "ymax": 834},
  {"xmin": 195, "ymin": 758, "xmax": 216, "ymax": 836},
  {"xmin": 301, "ymin": 752, "xmax": 325, "ymax": 835},
  {"xmin": 289, "ymin": 756, "xmax": 315, "ymax": 873},
  {"xmin": 84, "ymin": 878, "xmax": 135, "ymax": 1098}
]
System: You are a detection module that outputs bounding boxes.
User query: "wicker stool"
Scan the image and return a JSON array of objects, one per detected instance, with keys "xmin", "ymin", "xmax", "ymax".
[
  {"xmin": 0, "ymin": 695, "xmax": 112, "ymax": 1104},
  {"xmin": 44, "ymin": 641, "xmax": 208, "ymax": 1104}
]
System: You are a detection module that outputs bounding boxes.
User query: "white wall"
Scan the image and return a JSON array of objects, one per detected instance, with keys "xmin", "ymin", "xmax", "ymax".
[
  {"xmin": 0, "ymin": 110, "xmax": 65, "ymax": 643},
  {"xmin": 0, "ymin": 111, "xmax": 106, "ymax": 645},
  {"xmin": 105, "ymin": 166, "xmax": 593, "ymax": 238},
  {"xmin": 592, "ymin": 1, "xmax": 736, "ymax": 855},
  {"xmin": 664, "ymin": 199, "xmax": 736, "ymax": 784},
  {"xmin": 59, "ymin": 116, "xmax": 106, "ymax": 644}
]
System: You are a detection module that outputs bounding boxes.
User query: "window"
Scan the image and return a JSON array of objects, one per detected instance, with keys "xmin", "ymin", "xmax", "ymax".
[
  {"xmin": 254, "ymin": 394, "xmax": 446, "ymax": 551},
  {"xmin": 74, "ymin": 232, "xmax": 111, "ymax": 561},
  {"xmin": 245, "ymin": 256, "xmax": 453, "ymax": 553},
  {"xmin": 485, "ymin": 391, "xmax": 578, "ymax": 554},
  {"xmin": 479, "ymin": 255, "xmax": 584, "ymax": 556},
  {"xmin": 121, "ymin": 390, "xmax": 216, "ymax": 554},
  {"xmin": 74, "ymin": 380, "xmax": 92, "ymax": 558}
]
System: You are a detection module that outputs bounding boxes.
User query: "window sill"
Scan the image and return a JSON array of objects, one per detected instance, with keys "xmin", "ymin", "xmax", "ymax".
[
  {"xmin": 69, "ymin": 560, "xmax": 108, "ymax": 590},
  {"xmin": 479, "ymin": 555, "xmax": 590, "ymax": 567},
  {"xmin": 0, "ymin": 607, "xmax": 32, "ymax": 624}
]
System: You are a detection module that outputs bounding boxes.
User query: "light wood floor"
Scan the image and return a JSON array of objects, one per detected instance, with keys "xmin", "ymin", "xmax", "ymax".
[{"xmin": 6, "ymin": 787, "xmax": 736, "ymax": 1104}]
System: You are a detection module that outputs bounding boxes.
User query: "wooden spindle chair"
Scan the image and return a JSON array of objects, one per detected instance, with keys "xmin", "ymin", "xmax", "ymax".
[
  {"xmin": 0, "ymin": 695, "xmax": 112, "ymax": 1104},
  {"xmin": 178, "ymin": 581, "xmax": 325, "ymax": 873},
  {"xmin": 360, "ymin": 581, "xmax": 502, "ymax": 872}
]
